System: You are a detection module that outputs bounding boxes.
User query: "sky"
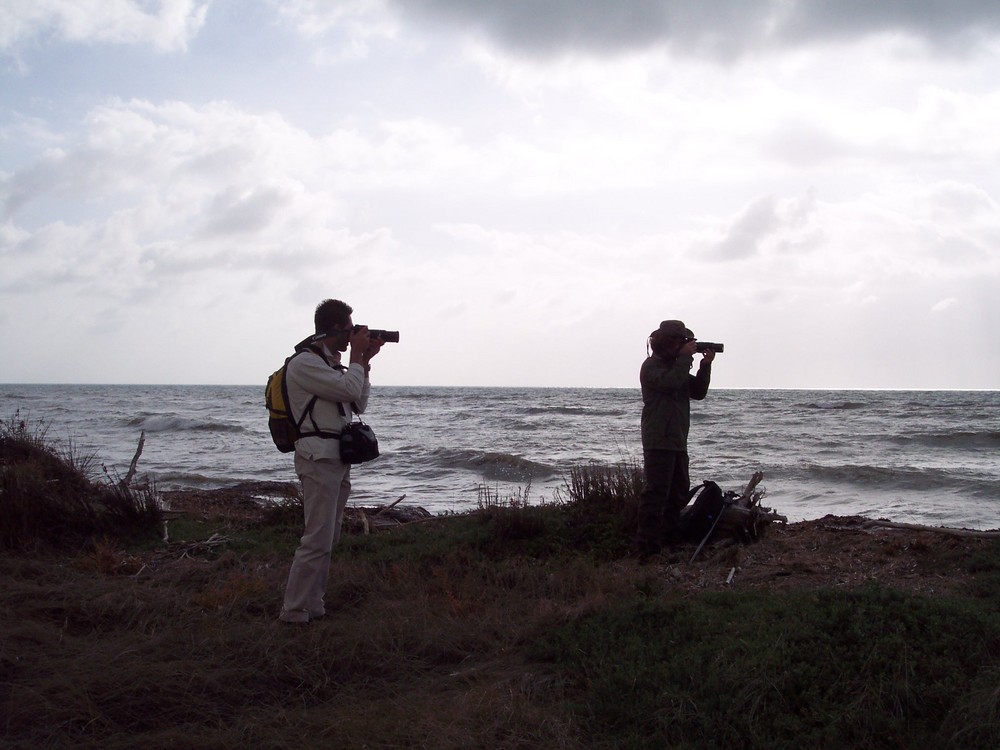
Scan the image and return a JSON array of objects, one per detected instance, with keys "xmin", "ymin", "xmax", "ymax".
[{"xmin": 1, "ymin": 0, "xmax": 999, "ymax": 389}]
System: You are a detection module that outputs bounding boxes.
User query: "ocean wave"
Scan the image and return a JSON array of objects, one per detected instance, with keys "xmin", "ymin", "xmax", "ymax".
[
  {"xmin": 427, "ymin": 447, "xmax": 556, "ymax": 481},
  {"xmin": 804, "ymin": 401, "xmax": 867, "ymax": 411},
  {"xmin": 796, "ymin": 463, "xmax": 997, "ymax": 497},
  {"xmin": 497, "ymin": 419, "xmax": 541, "ymax": 432},
  {"xmin": 148, "ymin": 471, "xmax": 221, "ymax": 489},
  {"xmin": 523, "ymin": 406, "xmax": 624, "ymax": 417},
  {"xmin": 804, "ymin": 463, "xmax": 927, "ymax": 487},
  {"xmin": 889, "ymin": 431, "xmax": 1000, "ymax": 450},
  {"xmin": 151, "ymin": 465, "xmax": 295, "ymax": 490},
  {"xmin": 125, "ymin": 414, "xmax": 247, "ymax": 434}
]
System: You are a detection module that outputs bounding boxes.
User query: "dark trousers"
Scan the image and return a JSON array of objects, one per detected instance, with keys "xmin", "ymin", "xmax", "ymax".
[{"xmin": 635, "ymin": 449, "xmax": 690, "ymax": 551}]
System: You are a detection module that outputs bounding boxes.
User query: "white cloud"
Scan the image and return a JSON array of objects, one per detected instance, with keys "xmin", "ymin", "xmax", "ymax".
[
  {"xmin": 269, "ymin": 0, "xmax": 398, "ymax": 60},
  {"xmin": 0, "ymin": 0, "xmax": 209, "ymax": 53},
  {"xmin": 2, "ymin": 1, "xmax": 1000, "ymax": 387},
  {"xmin": 1, "ymin": 100, "xmax": 388, "ymax": 304},
  {"xmin": 932, "ymin": 298, "xmax": 959, "ymax": 312}
]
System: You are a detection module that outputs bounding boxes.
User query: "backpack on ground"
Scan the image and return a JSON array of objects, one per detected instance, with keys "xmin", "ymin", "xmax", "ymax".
[
  {"xmin": 678, "ymin": 481, "xmax": 729, "ymax": 542},
  {"xmin": 679, "ymin": 472, "xmax": 786, "ymax": 547}
]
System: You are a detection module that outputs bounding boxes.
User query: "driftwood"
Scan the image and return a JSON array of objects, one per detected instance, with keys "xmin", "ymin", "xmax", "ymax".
[
  {"xmin": 121, "ymin": 430, "xmax": 145, "ymax": 487},
  {"xmin": 374, "ymin": 494, "xmax": 407, "ymax": 516},
  {"xmin": 714, "ymin": 471, "xmax": 788, "ymax": 540},
  {"xmin": 160, "ymin": 532, "xmax": 231, "ymax": 560},
  {"xmin": 863, "ymin": 519, "xmax": 1000, "ymax": 539},
  {"xmin": 741, "ymin": 471, "xmax": 764, "ymax": 501},
  {"xmin": 688, "ymin": 471, "xmax": 787, "ymax": 562},
  {"xmin": 343, "ymin": 501, "xmax": 432, "ymax": 534}
]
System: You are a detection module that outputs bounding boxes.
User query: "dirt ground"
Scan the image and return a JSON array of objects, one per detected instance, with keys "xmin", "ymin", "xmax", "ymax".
[
  {"xmin": 160, "ymin": 481, "xmax": 999, "ymax": 595},
  {"xmin": 669, "ymin": 514, "xmax": 997, "ymax": 595}
]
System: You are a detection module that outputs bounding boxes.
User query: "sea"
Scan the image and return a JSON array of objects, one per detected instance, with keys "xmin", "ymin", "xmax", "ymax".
[{"xmin": 3, "ymin": 385, "xmax": 998, "ymax": 530}]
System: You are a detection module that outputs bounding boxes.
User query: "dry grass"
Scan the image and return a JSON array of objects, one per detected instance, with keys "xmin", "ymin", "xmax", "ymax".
[
  {"xmin": 1, "ymin": 414, "xmax": 162, "ymax": 551},
  {"xmin": 1, "ymin": 525, "xmax": 633, "ymax": 749}
]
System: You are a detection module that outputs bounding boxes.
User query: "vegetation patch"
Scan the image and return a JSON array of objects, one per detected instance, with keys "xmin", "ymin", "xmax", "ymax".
[
  {"xmin": 1, "ymin": 415, "xmax": 163, "ymax": 551},
  {"xmin": 530, "ymin": 586, "xmax": 1000, "ymax": 749},
  {"xmin": 3, "ymin": 421, "xmax": 1000, "ymax": 749}
]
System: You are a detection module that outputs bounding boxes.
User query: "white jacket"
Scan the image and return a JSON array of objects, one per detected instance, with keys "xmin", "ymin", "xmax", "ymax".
[{"xmin": 285, "ymin": 344, "xmax": 370, "ymax": 461}]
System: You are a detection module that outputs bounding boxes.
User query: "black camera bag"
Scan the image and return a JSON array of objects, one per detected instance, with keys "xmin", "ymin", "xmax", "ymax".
[
  {"xmin": 339, "ymin": 419, "xmax": 380, "ymax": 464},
  {"xmin": 334, "ymin": 399, "xmax": 379, "ymax": 464}
]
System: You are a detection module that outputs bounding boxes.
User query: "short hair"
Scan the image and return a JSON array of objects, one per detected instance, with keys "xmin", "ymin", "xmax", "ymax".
[{"xmin": 314, "ymin": 299, "xmax": 353, "ymax": 335}]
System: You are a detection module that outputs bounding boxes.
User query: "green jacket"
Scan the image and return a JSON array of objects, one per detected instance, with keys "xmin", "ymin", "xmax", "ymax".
[{"xmin": 640, "ymin": 354, "xmax": 711, "ymax": 451}]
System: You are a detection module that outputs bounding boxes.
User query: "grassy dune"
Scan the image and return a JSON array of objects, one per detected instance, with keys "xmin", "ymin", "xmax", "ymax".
[{"xmin": 3, "ymin": 417, "xmax": 1000, "ymax": 749}]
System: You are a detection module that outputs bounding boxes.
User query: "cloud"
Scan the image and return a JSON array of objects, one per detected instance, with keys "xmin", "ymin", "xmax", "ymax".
[
  {"xmin": 704, "ymin": 192, "xmax": 817, "ymax": 261},
  {"xmin": 3, "ymin": 1, "xmax": 1000, "ymax": 387},
  {"xmin": 0, "ymin": 100, "xmax": 393, "ymax": 305},
  {"xmin": 380, "ymin": 0, "xmax": 1000, "ymax": 59},
  {"xmin": 0, "ymin": 0, "xmax": 208, "ymax": 53},
  {"xmin": 707, "ymin": 195, "xmax": 781, "ymax": 260},
  {"xmin": 931, "ymin": 297, "xmax": 959, "ymax": 312},
  {"xmin": 268, "ymin": 0, "xmax": 399, "ymax": 60}
]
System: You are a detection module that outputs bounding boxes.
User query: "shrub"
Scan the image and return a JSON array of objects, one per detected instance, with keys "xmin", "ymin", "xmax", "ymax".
[{"xmin": 0, "ymin": 414, "xmax": 163, "ymax": 550}]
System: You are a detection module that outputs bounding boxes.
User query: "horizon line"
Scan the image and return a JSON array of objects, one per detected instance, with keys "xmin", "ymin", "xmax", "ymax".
[{"xmin": 3, "ymin": 382, "xmax": 998, "ymax": 392}]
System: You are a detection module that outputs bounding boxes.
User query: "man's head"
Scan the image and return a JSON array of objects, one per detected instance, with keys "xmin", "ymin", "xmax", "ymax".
[
  {"xmin": 314, "ymin": 299, "xmax": 354, "ymax": 351},
  {"xmin": 315, "ymin": 299, "xmax": 353, "ymax": 335},
  {"xmin": 649, "ymin": 319, "xmax": 694, "ymax": 357}
]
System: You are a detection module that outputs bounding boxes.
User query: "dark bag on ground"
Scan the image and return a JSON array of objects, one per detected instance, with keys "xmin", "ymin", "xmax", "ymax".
[
  {"xmin": 679, "ymin": 472, "xmax": 784, "ymax": 547},
  {"xmin": 678, "ymin": 480, "xmax": 726, "ymax": 542}
]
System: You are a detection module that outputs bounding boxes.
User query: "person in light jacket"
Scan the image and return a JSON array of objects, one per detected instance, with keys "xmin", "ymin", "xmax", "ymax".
[
  {"xmin": 634, "ymin": 319, "xmax": 715, "ymax": 562},
  {"xmin": 279, "ymin": 298, "xmax": 383, "ymax": 624}
]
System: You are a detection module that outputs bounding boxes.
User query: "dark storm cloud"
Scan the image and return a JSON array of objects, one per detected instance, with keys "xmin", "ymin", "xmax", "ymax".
[{"xmin": 392, "ymin": 0, "xmax": 1000, "ymax": 58}]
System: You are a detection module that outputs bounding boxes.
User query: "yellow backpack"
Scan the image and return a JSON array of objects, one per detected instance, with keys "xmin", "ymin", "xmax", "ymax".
[{"xmin": 264, "ymin": 337, "xmax": 329, "ymax": 453}]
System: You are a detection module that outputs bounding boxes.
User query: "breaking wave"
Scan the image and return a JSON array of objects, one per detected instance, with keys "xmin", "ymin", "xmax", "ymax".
[
  {"xmin": 126, "ymin": 414, "xmax": 247, "ymax": 434},
  {"xmin": 804, "ymin": 401, "xmax": 867, "ymax": 411},
  {"xmin": 426, "ymin": 448, "xmax": 556, "ymax": 481}
]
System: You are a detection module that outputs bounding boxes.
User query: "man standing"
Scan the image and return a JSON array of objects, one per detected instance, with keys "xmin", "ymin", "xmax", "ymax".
[
  {"xmin": 634, "ymin": 319, "xmax": 715, "ymax": 562},
  {"xmin": 279, "ymin": 298, "xmax": 383, "ymax": 624}
]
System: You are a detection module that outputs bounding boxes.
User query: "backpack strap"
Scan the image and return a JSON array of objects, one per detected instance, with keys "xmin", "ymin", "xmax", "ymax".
[
  {"xmin": 288, "ymin": 343, "xmax": 342, "ymax": 441},
  {"xmin": 331, "ymin": 363, "xmax": 362, "ymax": 417}
]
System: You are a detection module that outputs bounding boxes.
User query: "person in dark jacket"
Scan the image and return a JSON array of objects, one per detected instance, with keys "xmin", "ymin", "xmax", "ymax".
[{"xmin": 634, "ymin": 319, "xmax": 715, "ymax": 561}]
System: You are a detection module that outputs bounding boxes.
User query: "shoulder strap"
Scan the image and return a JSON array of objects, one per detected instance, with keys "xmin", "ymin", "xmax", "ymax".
[
  {"xmin": 294, "ymin": 333, "xmax": 328, "ymax": 352},
  {"xmin": 285, "ymin": 343, "xmax": 334, "ymax": 437},
  {"xmin": 289, "ymin": 341, "xmax": 358, "ymax": 434},
  {"xmin": 331, "ymin": 363, "xmax": 361, "ymax": 417}
]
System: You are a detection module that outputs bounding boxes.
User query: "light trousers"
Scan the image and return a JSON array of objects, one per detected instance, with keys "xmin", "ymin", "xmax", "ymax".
[{"xmin": 280, "ymin": 454, "xmax": 351, "ymax": 623}]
